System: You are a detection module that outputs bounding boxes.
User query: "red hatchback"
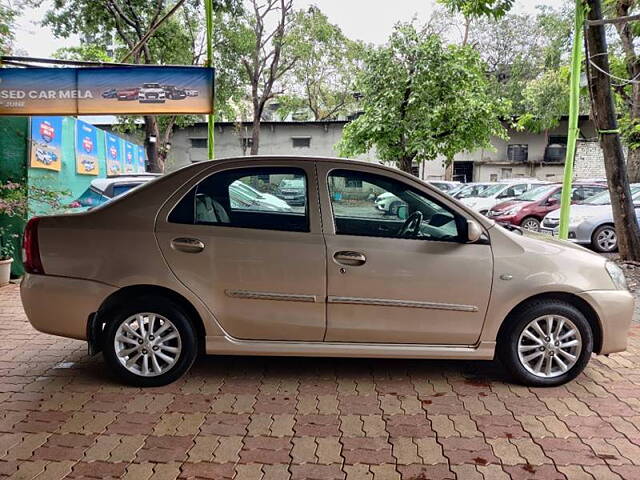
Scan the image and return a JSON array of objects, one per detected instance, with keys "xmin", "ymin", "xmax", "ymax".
[{"xmin": 486, "ymin": 183, "xmax": 607, "ymax": 231}]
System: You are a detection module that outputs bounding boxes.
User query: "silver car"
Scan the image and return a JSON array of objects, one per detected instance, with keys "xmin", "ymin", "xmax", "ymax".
[{"xmin": 540, "ymin": 184, "xmax": 640, "ymax": 252}]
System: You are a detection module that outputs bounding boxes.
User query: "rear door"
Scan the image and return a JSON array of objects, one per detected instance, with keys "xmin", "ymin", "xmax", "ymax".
[{"xmin": 155, "ymin": 160, "xmax": 327, "ymax": 341}]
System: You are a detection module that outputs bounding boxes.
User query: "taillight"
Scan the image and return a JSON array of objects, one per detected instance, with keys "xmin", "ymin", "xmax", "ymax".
[{"xmin": 23, "ymin": 217, "xmax": 44, "ymax": 274}]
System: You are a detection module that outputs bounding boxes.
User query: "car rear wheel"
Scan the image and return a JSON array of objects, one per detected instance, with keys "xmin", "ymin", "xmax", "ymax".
[
  {"xmin": 498, "ymin": 300, "xmax": 592, "ymax": 387},
  {"xmin": 102, "ymin": 297, "xmax": 198, "ymax": 387},
  {"xmin": 520, "ymin": 217, "xmax": 540, "ymax": 232},
  {"xmin": 592, "ymin": 225, "xmax": 617, "ymax": 253}
]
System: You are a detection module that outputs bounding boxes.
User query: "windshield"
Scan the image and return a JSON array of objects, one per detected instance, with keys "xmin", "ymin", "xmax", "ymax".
[
  {"xmin": 455, "ymin": 184, "xmax": 490, "ymax": 199},
  {"xmin": 476, "ymin": 184, "xmax": 505, "ymax": 198},
  {"xmin": 143, "ymin": 83, "xmax": 160, "ymax": 88},
  {"xmin": 583, "ymin": 185, "xmax": 640, "ymax": 205},
  {"xmin": 231, "ymin": 181, "xmax": 262, "ymax": 199},
  {"xmin": 516, "ymin": 185, "xmax": 557, "ymax": 202},
  {"xmin": 73, "ymin": 187, "xmax": 108, "ymax": 207},
  {"xmin": 112, "ymin": 183, "xmax": 142, "ymax": 197},
  {"xmin": 280, "ymin": 178, "xmax": 304, "ymax": 189}
]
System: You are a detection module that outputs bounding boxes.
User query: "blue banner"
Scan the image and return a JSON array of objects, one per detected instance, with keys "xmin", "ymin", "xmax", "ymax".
[
  {"xmin": 75, "ymin": 119, "xmax": 100, "ymax": 175},
  {"xmin": 29, "ymin": 116, "xmax": 63, "ymax": 171},
  {"xmin": 124, "ymin": 141, "xmax": 136, "ymax": 174},
  {"xmin": 136, "ymin": 145, "xmax": 146, "ymax": 173},
  {"xmin": 105, "ymin": 133, "xmax": 123, "ymax": 175},
  {"xmin": 0, "ymin": 66, "xmax": 214, "ymax": 115}
]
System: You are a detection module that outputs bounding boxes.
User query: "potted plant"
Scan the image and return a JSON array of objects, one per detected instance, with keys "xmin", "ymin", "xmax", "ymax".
[{"xmin": 0, "ymin": 227, "xmax": 17, "ymax": 285}]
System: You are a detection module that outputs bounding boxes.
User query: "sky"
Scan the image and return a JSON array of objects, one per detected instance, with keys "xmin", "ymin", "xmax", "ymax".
[{"xmin": 13, "ymin": 0, "xmax": 560, "ymax": 58}]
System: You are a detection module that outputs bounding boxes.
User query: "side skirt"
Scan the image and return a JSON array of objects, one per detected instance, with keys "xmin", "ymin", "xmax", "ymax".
[{"xmin": 205, "ymin": 336, "xmax": 496, "ymax": 360}]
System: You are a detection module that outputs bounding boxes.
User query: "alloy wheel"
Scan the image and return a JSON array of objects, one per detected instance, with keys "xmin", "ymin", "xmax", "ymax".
[
  {"xmin": 596, "ymin": 228, "xmax": 617, "ymax": 252},
  {"xmin": 517, "ymin": 315, "xmax": 582, "ymax": 378},
  {"xmin": 114, "ymin": 313, "xmax": 182, "ymax": 377},
  {"xmin": 521, "ymin": 218, "xmax": 540, "ymax": 232}
]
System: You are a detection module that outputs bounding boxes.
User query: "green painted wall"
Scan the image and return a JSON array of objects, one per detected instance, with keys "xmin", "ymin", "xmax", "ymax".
[
  {"xmin": 0, "ymin": 117, "xmax": 29, "ymax": 276},
  {"xmin": 29, "ymin": 117, "xmax": 109, "ymax": 213}
]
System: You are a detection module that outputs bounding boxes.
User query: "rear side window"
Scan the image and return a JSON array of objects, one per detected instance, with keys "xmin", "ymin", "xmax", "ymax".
[
  {"xmin": 168, "ymin": 167, "xmax": 309, "ymax": 232},
  {"xmin": 112, "ymin": 183, "xmax": 141, "ymax": 197}
]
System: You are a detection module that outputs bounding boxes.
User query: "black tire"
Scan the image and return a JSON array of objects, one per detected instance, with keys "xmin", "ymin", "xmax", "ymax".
[
  {"xmin": 591, "ymin": 224, "xmax": 617, "ymax": 253},
  {"xmin": 102, "ymin": 296, "xmax": 198, "ymax": 387},
  {"xmin": 520, "ymin": 216, "xmax": 541, "ymax": 232},
  {"xmin": 498, "ymin": 299, "xmax": 593, "ymax": 387}
]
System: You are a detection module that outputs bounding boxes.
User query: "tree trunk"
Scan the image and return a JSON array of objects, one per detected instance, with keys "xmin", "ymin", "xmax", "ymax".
[
  {"xmin": 398, "ymin": 157, "xmax": 412, "ymax": 174},
  {"xmin": 585, "ymin": 0, "xmax": 640, "ymax": 260},
  {"xmin": 250, "ymin": 115, "xmax": 260, "ymax": 155},
  {"xmin": 627, "ymin": 147, "xmax": 640, "ymax": 183},
  {"xmin": 144, "ymin": 116, "xmax": 162, "ymax": 173}
]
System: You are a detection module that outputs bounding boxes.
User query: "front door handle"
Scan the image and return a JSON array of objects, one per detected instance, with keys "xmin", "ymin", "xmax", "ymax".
[
  {"xmin": 334, "ymin": 251, "xmax": 366, "ymax": 266},
  {"xmin": 171, "ymin": 237, "xmax": 205, "ymax": 253}
]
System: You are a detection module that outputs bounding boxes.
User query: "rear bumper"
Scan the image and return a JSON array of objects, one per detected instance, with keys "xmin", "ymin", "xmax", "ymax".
[
  {"xmin": 20, "ymin": 274, "xmax": 116, "ymax": 340},
  {"xmin": 577, "ymin": 289, "xmax": 634, "ymax": 354}
]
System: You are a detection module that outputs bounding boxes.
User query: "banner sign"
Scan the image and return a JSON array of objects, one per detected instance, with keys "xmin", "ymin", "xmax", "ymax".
[
  {"xmin": 136, "ymin": 145, "xmax": 146, "ymax": 173},
  {"xmin": 29, "ymin": 116, "xmax": 63, "ymax": 171},
  {"xmin": 105, "ymin": 133, "xmax": 123, "ymax": 175},
  {"xmin": 124, "ymin": 141, "xmax": 136, "ymax": 174},
  {"xmin": 75, "ymin": 119, "xmax": 100, "ymax": 175},
  {"xmin": 0, "ymin": 66, "xmax": 214, "ymax": 115}
]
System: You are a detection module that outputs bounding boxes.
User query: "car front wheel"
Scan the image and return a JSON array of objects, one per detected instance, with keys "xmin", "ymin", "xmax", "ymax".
[
  {"xmin": 102, "ymin": 297, "xmax": 198, "ymax": 387},
  {"xmin": 520, "ymin": 217, "xmax": 540, "ymax": 232},
  {"xmin": 499, "ymin": 300, "xmax": 593, "ymax": 387},
  {"xmin": 592, "ymin": 225, "xmax": 617, "ymax": 253}
]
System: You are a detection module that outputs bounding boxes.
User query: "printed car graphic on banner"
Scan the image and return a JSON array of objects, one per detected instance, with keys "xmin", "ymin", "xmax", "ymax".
[
  {"xmin": 105, "ymin": 133, "xmax": 123, "ymax": 175},
  {"xmin": 29, "ymin": 116, "xmax": 63, "ymax": 171},
  {"xmin": 0, "ymin": 66, "xmax": 214, "ymax": 115},
  {"xmin": 75, "ymin": 120, "xmax": 100, "ymax": 175}
]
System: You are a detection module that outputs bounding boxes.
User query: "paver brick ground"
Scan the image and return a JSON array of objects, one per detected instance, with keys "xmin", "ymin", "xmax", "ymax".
[{"xmin": 2, "ymin": 283, "xmax": 640, "ymax": 479}]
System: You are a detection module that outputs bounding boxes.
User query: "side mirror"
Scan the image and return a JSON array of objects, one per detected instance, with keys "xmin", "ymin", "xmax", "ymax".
[
  {"xmin": 467, "ymin": 220, "xmax": 483, "ymax": 243},
  {"xmin": 547, "ymin": 197, "xmax": 559, "ymax": 205},
  {"xmin": 397, "ymin": 205, "xmax": 408, "ymax": 220}
]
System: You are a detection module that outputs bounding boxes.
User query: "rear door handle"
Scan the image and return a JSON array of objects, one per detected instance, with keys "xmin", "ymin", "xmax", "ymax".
[
  {"xmin": 171, "ymin": 237, "xmax": 205, "ymax": 253},
  {"xmin": 333, "ymin": 251, "xmax": 366, "ymax": 266}
]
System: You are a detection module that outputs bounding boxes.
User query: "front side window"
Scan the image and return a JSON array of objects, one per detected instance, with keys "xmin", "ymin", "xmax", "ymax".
[
  {"xmin": 328, "ymin": 169, "xmax": 464, "ymax": 242},
  {"xmin": 169, "ymin": 167, "xmax": 308, "ymax": 232}
]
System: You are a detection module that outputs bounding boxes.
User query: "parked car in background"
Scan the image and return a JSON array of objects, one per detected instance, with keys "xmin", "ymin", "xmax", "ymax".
[
  {"xmin": 230, "ymin": 180, "xmax": 291, "ymax": 211},
  {"xmin": 138, "ymin": 83, "xmax": 166, "ymax": 103},
  {"xmin": 276, "ymin": 177, "xmax": 306, "ymax": 206},
  {"xmin": 450, "ymin": 183, "xmax": 493, "ymax": 200},
  {"xmin": 541, "ymin": 184, "xmax": 640, "ymax": 252},
  {"xmin": 117, "ymin": 87, "xmax": 140, "ymax": 101},
  {"xmin": 460, "ymin": 180, "xmax": 548, "ymax": 215},
  {"xmin": 69, "ymin": 174, "xmax": 160, "ymax": 211},
  {"xmin": 428, "ymin": 180, "xmax": 460, "ymax": 193},
  {"xmin": 21, "ymin": 156, "xmax": 633, "ymax": 388},
  {"xmin": 163, "ymin": 85, "xmax": 187, "ymax": 100},
  {"xmin": 375, "ymin": 191, "xmax": 402, "ymax": 214},
  {"xmin": 487, "ymin": 183, "xmax": 607, "ymax": 232}
]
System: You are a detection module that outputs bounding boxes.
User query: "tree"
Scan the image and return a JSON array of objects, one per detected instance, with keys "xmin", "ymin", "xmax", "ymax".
[
  {"xmin": 277, "ymin": 6, "xmax": 363, "ymax": 121},
  {"xmin": 438, "ymin": 0, "xmax": 514, "ymax": 44},
  {"xmin": 606, "ymin": 0, "xmax": 640, "ymax": 182},
  {"xmin": 43, "ymin": 0, "xmax": 239, "ymax": 171},
  {"xmin": 220, "ymin": 0, "xmax": 296, "ymax": 155},
  {"xmin": 584, "ymin": 0, "xmax": 640, "ymax": 260},
  {"xmin": 338, "ymin": 23, "xmax": 510, "ymax": 174},
  {"xmin": 0, "ymin": 1, "xmax": 18, "ymax": 55}
]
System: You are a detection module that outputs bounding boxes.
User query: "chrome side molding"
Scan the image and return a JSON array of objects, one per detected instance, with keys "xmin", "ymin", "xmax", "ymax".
[
  {"xmin": 225, "ymin": 290, "xmax": 318, "ymax": 303},
  {"xmin": 328, "ymin": 296, "xmax": 478, "ymax": 312}
]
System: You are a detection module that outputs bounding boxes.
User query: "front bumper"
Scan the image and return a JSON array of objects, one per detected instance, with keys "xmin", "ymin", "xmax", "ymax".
[
  {"xmin": 578, "ymin": 289, "xmax": 634, "ymax": 354},
  {"xmin": 20, "ymin": 274, "xmax": 116, "ymax": 340}
]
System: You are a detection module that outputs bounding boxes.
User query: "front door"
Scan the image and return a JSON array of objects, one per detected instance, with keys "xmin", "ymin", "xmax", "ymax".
[
  {"xmin": 155, "ymin": 162, "xmax": 326, "ymax": 341},
  {"xmin": 318, "ymin": 164, "xmax": 493, "ymax": 345}
]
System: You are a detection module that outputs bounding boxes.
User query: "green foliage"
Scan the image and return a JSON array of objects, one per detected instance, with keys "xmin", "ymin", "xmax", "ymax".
[
  {"xmin": 338, "ymin": 23, "xmax": 510, "ymax": 170},
  {"xmin": 0, "ymin": 1, "xmax": 17, "ymax": 55},
  {"xmin": 53, "ymin": 45, "xmax": 112, "ymax": 62},
  {"xmin": 437, "ymin": 0, "xmax": 514, "ymax": 19},
  {"xmin": 279, "ymin": 6, "xmax": 364, "ymax": 120},
  {"xmin": 517, "ymin": 68, "xmax": 570, "ymax": 133}
]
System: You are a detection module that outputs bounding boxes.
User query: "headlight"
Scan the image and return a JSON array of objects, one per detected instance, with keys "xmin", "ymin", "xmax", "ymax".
[
  {"xmin": 503, "ymin": 206, "xmax": 521, "ymax": 216},
  {"xmin": 605, "ymin": 261, "xmax": 628, "ymax": 290}
]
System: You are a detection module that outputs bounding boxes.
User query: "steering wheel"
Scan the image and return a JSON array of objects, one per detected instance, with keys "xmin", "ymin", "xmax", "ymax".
[{"xmin": 397, "ymin": 211, "xmax": 423, "ymax": 238}]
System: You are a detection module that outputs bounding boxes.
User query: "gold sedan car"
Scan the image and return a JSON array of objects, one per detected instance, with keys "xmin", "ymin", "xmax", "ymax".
[{"xmin": 21, "ymin": 157, "xmax": 633, "ymax": 387}]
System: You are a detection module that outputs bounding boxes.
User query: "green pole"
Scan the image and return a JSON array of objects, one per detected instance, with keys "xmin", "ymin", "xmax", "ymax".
[
  {"xmin": 558, "ymin": 0, "xmax": 585, "ymax": 239},
  {"xmin": 205, "ymin": 0, "xmax": 214, "ymax": 159}
]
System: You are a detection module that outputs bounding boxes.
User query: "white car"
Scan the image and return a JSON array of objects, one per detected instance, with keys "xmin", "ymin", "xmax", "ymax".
[
  {"xmin": 138, "ymin": 83, "xmax": 166, "ymax": 103},
  {"xmin": 231, "ymin": 180, "xmax": 292, "ymax": 211},
  {"xmin": 460, "ymin": 181, "xmax": 547, "ymax": 214},
  {"xmin": 375, "ymin": 191, "xmax": 403, "ymax": 214}
]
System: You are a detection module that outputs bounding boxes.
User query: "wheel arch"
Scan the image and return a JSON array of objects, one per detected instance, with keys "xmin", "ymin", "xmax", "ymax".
[
  {"xmin": 89, "ymin": 284, "xmax": 206, "ymax": 355},
  {"xmin": 496, "ymin": 291, "xmax": 603, "ymax": 354}
]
